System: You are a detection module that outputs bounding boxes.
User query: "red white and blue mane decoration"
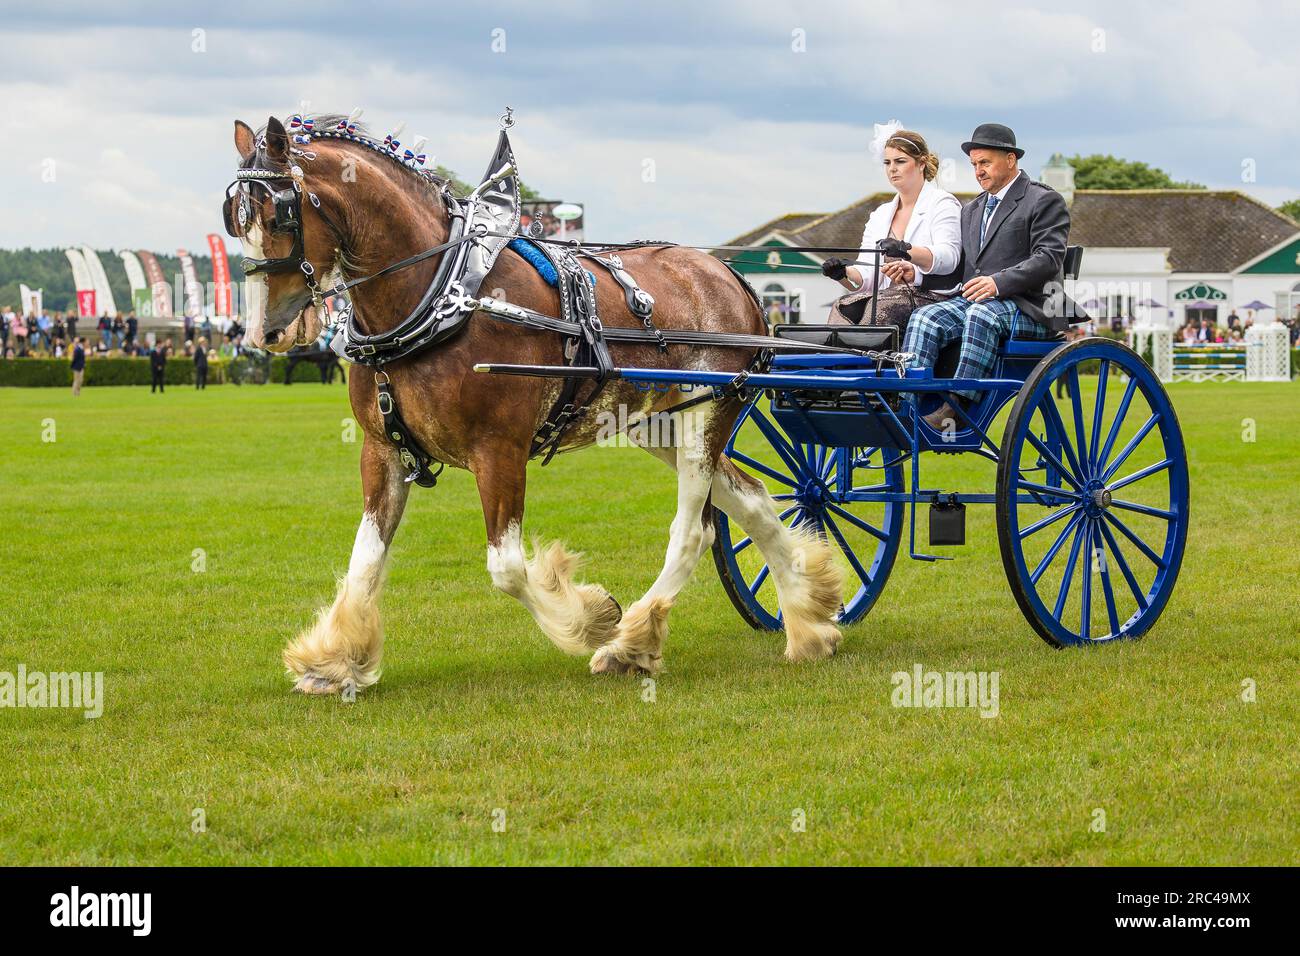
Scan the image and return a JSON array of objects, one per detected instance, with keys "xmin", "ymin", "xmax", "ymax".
[{"xmin": 277, "ymin": 109, "xmax": 442, "ymax": 182}]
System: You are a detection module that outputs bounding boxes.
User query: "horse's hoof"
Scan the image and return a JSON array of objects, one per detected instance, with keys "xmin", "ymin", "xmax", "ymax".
[
  {"xmin": 783, "ymin": 622, "xmax": 843, "ymax": 662},
  {"xmin": 579, "ymin": 585, "xmax": 624, "ymax": 648},
  {"xmin": 589, "ymin": 644, "xmax": 659, "ymax": 676},
  {"xmin": 589, "ymin": 646, "xmax": 632, "ymax": 674},
  {"xmin": 293, "ymin": 673, "xmax": 340, "ymax": 695}
]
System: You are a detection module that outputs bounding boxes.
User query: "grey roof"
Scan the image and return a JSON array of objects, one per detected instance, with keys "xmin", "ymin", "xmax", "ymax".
[
  {"xmin": 1065, "ymin": 190, "xmax": 1298, "ymax": 272},
  {"xmin": 725, "ymin": 212, "xmax": 828, "ymax": 249}
]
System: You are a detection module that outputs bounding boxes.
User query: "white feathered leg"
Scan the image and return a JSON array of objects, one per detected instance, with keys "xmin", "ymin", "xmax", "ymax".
[
  {"xmin": 711, "ymin": 458, "xmax": 843, "ymax": 660},
  {"xmin": 591, "ymin": 407, "xmax": 720, "ymax": 674},
  {"xmin": 284, "ymin": 440, "xmax": 410, "ymax": 694},
  {"xmin": 643, "ymin": 441, "xmax": 845, "ymax": 662}
]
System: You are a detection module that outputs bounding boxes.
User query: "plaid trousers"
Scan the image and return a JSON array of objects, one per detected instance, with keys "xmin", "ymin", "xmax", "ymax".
[{"xmin": 903, "ymin": 296, "xmax": 1056, "ymax": 400}]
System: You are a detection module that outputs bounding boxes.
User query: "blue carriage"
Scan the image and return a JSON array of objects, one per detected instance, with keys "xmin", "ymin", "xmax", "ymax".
[{"xmin": 604, "ymin": 256, "xmax": 1189, "ymax": 648}]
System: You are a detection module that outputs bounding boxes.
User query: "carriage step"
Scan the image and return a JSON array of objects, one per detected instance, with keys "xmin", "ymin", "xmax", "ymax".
[{"xmin": 929, "ymin": 494, "xmax": 966, "ymax": 546}]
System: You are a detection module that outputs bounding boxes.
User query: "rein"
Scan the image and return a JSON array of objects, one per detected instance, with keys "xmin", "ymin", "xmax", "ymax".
[
  {"xmin": 322, "ymin": 233, "xmax": 893, "ymax": 295},
  {"xmin": 226, "ymin": 131, "xmax": 890, "ymax": 326}
]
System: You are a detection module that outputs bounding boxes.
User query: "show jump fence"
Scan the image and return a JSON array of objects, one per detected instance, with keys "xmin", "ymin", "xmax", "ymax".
[
  {"xmin": 1129, "ymin": 324, "xmax": 1293, "ymax": 383},
  {"xmin": 1172, "ymin": 344, "xmax": 1246, "ymax": 382}
]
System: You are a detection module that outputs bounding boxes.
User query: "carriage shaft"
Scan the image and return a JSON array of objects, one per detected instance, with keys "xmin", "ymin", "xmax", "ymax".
[{"xmin": 475, "ymin": 362, "xmax": 1024, "ymax": 394}]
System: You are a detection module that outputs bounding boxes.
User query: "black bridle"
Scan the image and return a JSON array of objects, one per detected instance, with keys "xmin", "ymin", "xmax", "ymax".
[
  {"xmin": 224, "ymin": 161, "xmax": 488, "ymax": 314},
  {"xmin": 223, "ymin": 166, "xmax": 333, "ymax": 304}
]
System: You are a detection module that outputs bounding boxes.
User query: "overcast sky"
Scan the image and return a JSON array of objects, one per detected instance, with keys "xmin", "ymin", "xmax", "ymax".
[{"xmin": 2, "ymin": 0, "xmax": 1297, "ymax": 254}]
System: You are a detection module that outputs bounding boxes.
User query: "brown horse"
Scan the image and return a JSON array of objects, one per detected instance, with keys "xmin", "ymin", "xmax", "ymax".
[{"xmin": 229, "ymin": 114, "xmax": 843, "ymax": 694}]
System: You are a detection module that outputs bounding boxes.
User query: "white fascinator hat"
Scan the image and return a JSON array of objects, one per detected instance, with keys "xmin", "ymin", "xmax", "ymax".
[{"xmin": 869, "ymin": 119, "xmax": 905, "ymax": 161}]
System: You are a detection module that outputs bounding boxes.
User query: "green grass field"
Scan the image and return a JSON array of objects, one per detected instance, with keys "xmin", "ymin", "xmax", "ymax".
[{"xmin": 1, "ymin": 378, "xmax": 1296, "ymax": 865}]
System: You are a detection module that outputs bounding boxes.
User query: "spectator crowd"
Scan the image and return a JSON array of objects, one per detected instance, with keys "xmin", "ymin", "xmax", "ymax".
[{"xmin": 1, "ymin": 306, "xmax": 253, "ymax": 362}]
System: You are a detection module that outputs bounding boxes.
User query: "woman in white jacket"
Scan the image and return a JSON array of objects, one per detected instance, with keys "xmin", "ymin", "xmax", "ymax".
[{"xmin": 823, "ymin": 123, "xmax": 962, "ymax": 330}]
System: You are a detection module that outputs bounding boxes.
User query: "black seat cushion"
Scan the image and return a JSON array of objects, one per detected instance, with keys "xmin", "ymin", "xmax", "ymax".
[{"xmin": 773, "ymin": 323, "xmax": 898, "ymax": 352}]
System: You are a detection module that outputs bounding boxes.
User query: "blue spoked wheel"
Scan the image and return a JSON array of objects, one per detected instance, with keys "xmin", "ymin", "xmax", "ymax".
[
  {"xmin": 997, "ymin": 337, "xmax": 1189, "ymax": 647},
  {"xmin": 712, "ymin": 399, "xmax": 905, "ymax": 630}
]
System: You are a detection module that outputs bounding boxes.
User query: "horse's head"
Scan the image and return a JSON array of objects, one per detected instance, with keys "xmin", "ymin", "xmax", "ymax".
[{"xmin": 224, "ymin": 116, "xmax": 336, "ymax": 352}]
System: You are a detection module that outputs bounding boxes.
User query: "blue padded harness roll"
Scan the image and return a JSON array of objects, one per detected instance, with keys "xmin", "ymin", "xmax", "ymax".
[{"xmin": 508, "ymin": 237, "xmax": 594, "ymax": 288}]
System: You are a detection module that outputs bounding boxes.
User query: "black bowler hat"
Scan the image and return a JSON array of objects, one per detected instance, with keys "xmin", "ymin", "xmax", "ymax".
[{"xmin": 961, "ymin": 123, "xmax": 1025, "ymax": 158}]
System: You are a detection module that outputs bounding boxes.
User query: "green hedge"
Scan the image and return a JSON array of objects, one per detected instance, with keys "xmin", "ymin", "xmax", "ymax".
[
  {"xmin": 270, "ymin": 355, "xmax": 340, "ymax": 384},
  {"xmin": 0, "ymin": 359, "xmax": 73, "ymax": 386},
  {"xmin": 0, "ymin": 354, "xmax": 348, "ymax": 387},
  {"xmin": 0, "ymin": 357, "xmax": 224, "ymax": 387}
]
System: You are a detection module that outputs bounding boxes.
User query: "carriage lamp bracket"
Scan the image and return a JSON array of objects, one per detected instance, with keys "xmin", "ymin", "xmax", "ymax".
[{"xmin": 928, "ymin": 493, "xmax": 966, "ymax": 547}]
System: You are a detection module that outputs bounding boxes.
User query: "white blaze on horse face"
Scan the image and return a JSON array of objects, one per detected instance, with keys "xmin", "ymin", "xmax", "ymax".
[{"xmin": 241, "ymin": 220, "xmax": 269, "ymax": 347}]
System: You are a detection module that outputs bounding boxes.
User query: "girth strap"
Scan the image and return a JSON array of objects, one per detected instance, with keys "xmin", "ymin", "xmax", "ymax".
[
  {"xmin": 376, "ymin": 373, "xmax": 444, "ymax": 487},
  {"xmin": 529, "ymin": 248, "xmax": 615, "ymax": 464}
]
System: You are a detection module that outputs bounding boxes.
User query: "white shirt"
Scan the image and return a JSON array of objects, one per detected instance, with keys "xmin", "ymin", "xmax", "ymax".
[{"xmin": 855, "ymin": 179, "xmax": 962, "ymax": 291}]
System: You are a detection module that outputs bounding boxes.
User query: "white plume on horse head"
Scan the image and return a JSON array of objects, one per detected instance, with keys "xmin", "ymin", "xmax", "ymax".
[{"xmin": 869, "ymin": 119, "xmax": 905, "ymax": 161}]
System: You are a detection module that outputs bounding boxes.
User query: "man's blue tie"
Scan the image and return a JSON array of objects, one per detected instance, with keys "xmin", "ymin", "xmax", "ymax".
[{"xmin": 980, "ymin": 194, "xmax": 1000, "ymax": 246}]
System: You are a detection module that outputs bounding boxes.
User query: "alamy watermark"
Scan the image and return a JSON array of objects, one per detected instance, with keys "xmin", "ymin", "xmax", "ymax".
[
  {"xmin": 594, "ymin": 404, "xmax": 705, "ymax": 449},
  {"xmin": 890, "ymin": 663, "xmax": 1000, "ymax": 718},
  {"xmin": 50, "ymin": 886, "xmax": 150, "ymax": 936},
  {"xmin": 0, "ymin": 665, "xmax": 103, "ymax": 719}
]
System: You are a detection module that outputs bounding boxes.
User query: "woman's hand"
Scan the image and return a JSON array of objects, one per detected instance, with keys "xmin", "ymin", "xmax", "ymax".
[
  {"xmin": 881, "ymin": 259, "xmax": 916, "ymax": 284},
  {"xmin": 824, "ymin": 257, "xmax": 865, "ymax": 290},
  {"xmin": 877, "ymin": 237, "xmax": 912, "ymax": 260},
  {"xmin": 821, "ymin": 257, "xmax": 849, "ymax": 281}
]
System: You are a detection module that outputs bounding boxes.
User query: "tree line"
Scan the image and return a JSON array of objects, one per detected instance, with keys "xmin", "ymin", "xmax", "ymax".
[{"xmin": 0, "ymin": 248, "xmax": 246, "ymax": 314}]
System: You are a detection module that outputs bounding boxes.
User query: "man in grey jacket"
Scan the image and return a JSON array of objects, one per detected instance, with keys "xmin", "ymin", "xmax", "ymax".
[{"xmin": 905, "ymin": 123, "xmax": 1078, "ymax": 429}]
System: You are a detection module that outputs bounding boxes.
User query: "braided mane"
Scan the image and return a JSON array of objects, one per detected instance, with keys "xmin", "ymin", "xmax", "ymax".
[{"xmin": 250, "ymin": 113, "xmax": 451, "ymax": 196}]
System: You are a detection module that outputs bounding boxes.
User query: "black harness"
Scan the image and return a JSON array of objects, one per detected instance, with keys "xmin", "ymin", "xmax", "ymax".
[{"xmin": 224, "ymin": 126, "xmax": 519, "ymax": 487}]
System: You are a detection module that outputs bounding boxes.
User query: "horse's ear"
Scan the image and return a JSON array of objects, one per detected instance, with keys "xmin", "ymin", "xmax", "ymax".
[
  {"xmin": 233, "ymin": 120, "xmax": 256, "ymax": 160},
  {"xmin": 265, "ymin": 116, "xmax": 289, "ymax": 165}
]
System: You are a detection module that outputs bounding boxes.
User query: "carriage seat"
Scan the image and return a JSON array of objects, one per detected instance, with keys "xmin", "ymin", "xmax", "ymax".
[{"xmin": 773, "ymin": 323, "xmax": 897, "ymax": 352}]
